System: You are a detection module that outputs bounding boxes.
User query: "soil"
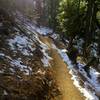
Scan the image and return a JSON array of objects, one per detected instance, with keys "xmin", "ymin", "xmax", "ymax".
[{"xmin": 41, "ymin": 36, "xmax": 85, "ymax": 100}]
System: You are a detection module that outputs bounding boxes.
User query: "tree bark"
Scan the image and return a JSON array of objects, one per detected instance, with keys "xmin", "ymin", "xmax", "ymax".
[{"xmin": 83, "ymin": 0, "xmax": 97, "ymax": 56}]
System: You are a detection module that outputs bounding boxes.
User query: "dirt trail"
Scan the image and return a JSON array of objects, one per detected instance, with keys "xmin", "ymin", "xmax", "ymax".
[{"xmin": 40, "ymin": 36, "xmax": 85, "ymax": 100}]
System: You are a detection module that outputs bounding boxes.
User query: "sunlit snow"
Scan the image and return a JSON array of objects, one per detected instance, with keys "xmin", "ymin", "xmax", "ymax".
[
  {"xmin": 8, "ymin": 35, "xmax": 36, "ymax": 56},
  {"xmin": 51, "ymin": 43, "xmax": 99, "ymax": 100}
]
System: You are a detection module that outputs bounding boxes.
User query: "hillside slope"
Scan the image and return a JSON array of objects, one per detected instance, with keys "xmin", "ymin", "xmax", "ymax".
[{"xmin": 0, "ymin": 10, "xmax": 100, "ymax": 100}]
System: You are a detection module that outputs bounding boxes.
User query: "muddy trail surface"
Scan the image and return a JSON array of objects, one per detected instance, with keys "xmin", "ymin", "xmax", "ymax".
[{"xmin": 40, "ymin": 36, "xmax": 85, "ymax": 100}]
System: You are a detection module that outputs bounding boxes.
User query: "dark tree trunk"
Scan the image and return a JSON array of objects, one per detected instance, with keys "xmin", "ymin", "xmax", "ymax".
[{"xmin": 83, "ymin": 0, "xmax": 97, "ymax": 56}]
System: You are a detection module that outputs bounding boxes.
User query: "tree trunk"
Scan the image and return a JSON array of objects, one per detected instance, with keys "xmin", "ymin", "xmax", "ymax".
[{"xmin": 83, "ymin": 0, "xmax": 97, "ymax": 56}]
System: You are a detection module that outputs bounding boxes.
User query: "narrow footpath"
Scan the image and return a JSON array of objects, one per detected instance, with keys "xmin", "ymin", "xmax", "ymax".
[{"xmin": 40, "ymin": 36, "xmax": 85, "ymax": 100}]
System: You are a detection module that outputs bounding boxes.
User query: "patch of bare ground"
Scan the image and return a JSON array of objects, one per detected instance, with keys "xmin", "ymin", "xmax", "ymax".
[{"xmin": 0, "ymin": 46, "xmax": 60, "ymax": 100}]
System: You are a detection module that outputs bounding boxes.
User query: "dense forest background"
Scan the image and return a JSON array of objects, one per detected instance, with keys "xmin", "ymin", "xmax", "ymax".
[{"xmin": 0, "ymin": 0, "xmax": 100, "ymax": 75}]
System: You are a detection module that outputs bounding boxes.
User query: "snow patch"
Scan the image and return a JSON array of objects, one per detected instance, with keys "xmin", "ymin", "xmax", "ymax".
[
  {"xmin": 11, "ymin": 58, "xmax": 32, "ymax": 75},
  {"xmin": 0, "ymin": 70, "xmax": 4, "ymax": 74},
  {"xmin": 0, "ymin": 53, "xmax": 5, "ymax": 57},
  {"xmin": 15, "ymin": 17, "xmax": 53, "ymax": 67},
  {"xmin": 50, "ymin": 33, "xmax": 60, "ymax": 40},
  {"xmin": 51, "ymin": 43, "xmax": 99, "ymax": 100},
  {"xmin": 77, "ymin": 60, "xmax": 100, "ymax": 97},
  {"xmin": 41, "ymin": 44, "xmax": 53, "ymax": 67},
  {"xmin": 7, "ymin": 35, "xmax": 36, "ymax": 56},
  {"xmin": 36, "ymin": 27, "xmax": 53, "ymax": 35},
  {"xmin": 41, "ymin": 56, "xmax": 52, "ymax": 67},
  {"xmin": 4, "ymin": 90, "xmax": 8, "ymax": 95},
  {"xmin": 0, "ymin": 53, "xmax": 12, "ymax": 60},
  {"xmin": 70, "ymin": 70, "xmax": 99, "ymax": 100}
]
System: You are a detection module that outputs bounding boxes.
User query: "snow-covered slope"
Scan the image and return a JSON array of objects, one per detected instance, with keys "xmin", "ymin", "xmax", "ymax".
[{"xmin": 0, "ymin": 11, "xmax": 58, "ymax": 99}]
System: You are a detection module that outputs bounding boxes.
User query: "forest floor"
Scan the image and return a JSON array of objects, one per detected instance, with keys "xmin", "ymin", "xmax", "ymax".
[
  {"xmin": 1, "ymin": 10, "xmax": 99, "ymax": 99},
  {"xmin": 40, "ymin": 36, "xmax": 85, "ymax": 100}
]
